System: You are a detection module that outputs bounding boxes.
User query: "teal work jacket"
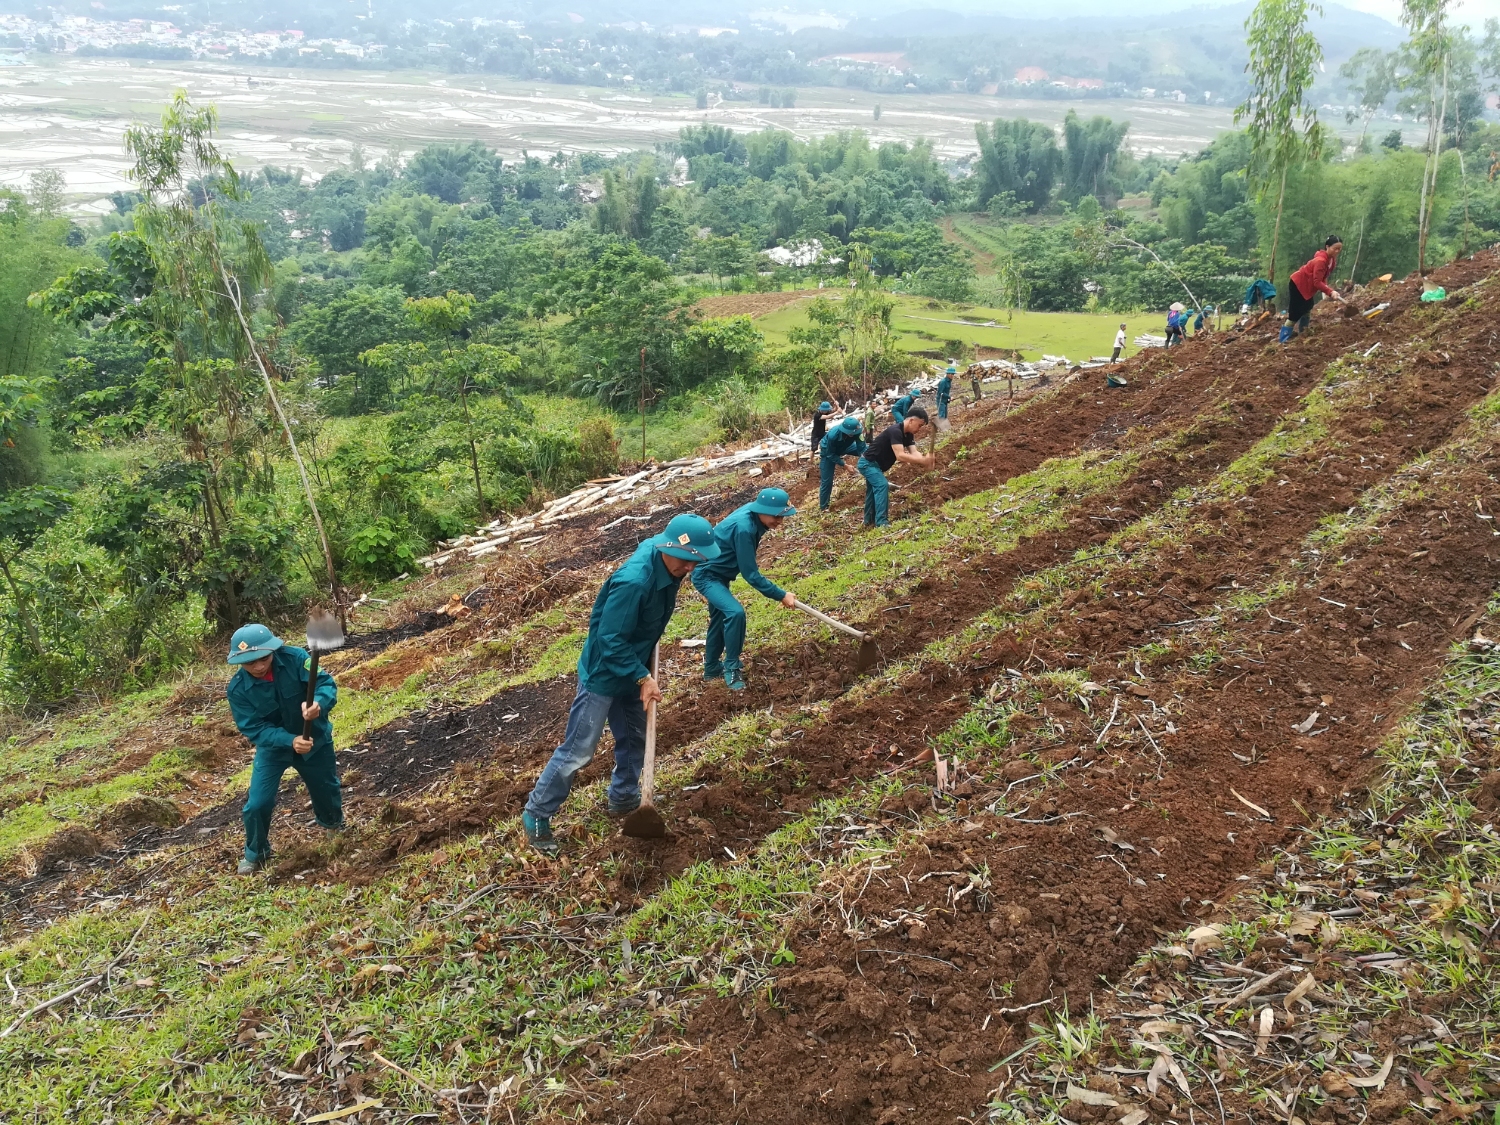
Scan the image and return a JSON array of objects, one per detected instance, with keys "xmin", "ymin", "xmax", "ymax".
[
  {"xmin": 578, "ymin": 541, "xmax": 685, "ymax": 697},
  {"xmin": 227, "ymin": 645, "xmax": 337, "ymax": 753},
  {"xmin": 820, "ymin": 426, "xmax": 867, "ymax": 461},
  {"xmin": 692, "ymin": 504, "xmax": 785, "ymax": 602}
]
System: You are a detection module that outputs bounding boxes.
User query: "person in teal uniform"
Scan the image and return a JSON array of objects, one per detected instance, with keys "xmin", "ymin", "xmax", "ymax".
[
  {"xmin": 936, "ymin": 366, "xmax": 954, "ymax": 420},
  {"xmin": 226, "ymin": 624, "xmax": 342, "ymax": 875},
  {"xmin": 891, "ymin": 388, "xmax": 919, "ymax": 426},
  {"xmin": 693, "ymin": 488, "xmax": 798, "ymax": 692},
  {"xmin": 818, "ymin": 415, "xmax": 867, "ymax": 511},
  {"xmin": 521, "ymin": 513, "xmax": 719, "ymax": 855}
]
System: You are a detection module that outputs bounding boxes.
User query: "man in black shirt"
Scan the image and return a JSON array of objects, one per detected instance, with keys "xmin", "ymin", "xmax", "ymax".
[
  {"xmin": 810, "ymin": 401, "xmax": 833, "ymax": 453},
  {"xmin": 808, "ymin": 400, "xmax": 833, "ymax": 478},
  {"xmin": 857, "ymin": 406, "xmax": 934, "ymax": 527}
]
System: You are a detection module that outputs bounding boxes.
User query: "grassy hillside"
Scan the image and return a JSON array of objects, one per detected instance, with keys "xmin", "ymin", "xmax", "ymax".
[
  {"xmin": 1, "ymin": 254, "xmax": 1498, "ymax": 1125},
  {"xmin": 754, "ymin": 293, "xmax": 1140, "ymax": 363}
]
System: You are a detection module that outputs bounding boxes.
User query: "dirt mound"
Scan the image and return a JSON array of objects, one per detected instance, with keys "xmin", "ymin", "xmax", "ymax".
[
  {"xmin": 19, "ymin": 826, "xmax": 106, "ymax": 878},
  {"xmin": 97, "ymin": 795, "xmax": 183, "ymax": 831}
]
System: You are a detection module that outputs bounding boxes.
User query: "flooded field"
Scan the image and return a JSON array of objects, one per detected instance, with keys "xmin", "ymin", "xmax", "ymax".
[{"xmin": 0, "ymin": 56, "xmax": 1238, "ymax": 209}]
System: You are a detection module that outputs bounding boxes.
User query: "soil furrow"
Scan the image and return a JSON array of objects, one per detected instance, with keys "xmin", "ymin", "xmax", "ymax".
[{"xmin": 583, "ymin": 260, "xmax": 1500, "ymax": 1123}]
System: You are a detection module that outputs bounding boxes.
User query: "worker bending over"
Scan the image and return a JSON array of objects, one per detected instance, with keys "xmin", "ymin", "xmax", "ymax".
[
  {"xmin": 693, "ymin": 487, "xmax": 797, "ymax": 692},
  {"xmin": 891, "ymin": 388, "xmax": 919, "ymax": 426},
  {"xmin": 818, "ymin": 415, "xmax": 867, "ymax": 511},
  {"xmin": 522, "ymin": 514, "xmax": 719, "ymax": 855},
  {"xmin": 858, "ymin": 406, "xmax": 935, "ymax": 528},
  {"xmin": 1286, "ymin": 236, "xmax": 1346, "ymax": 340}
]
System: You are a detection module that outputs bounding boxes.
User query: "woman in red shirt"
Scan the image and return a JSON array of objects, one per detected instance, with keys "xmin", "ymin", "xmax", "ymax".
[{"xmin": 1286, "ymin": 235, "xmax": 1347, "ymax": 339}]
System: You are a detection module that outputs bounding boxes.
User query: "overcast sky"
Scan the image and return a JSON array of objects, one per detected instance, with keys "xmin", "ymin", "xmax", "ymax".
[{"xmin": 1340, "ymin": 0, "xmax": 1494, "ymax": 23}]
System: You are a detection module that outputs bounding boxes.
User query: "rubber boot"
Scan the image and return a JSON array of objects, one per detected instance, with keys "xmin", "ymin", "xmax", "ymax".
[{"xmin": 522, "ymin": 810, "xmax": 559, "ymax": 856}]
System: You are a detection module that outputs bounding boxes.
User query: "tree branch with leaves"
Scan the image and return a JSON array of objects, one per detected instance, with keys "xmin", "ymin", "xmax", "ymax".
[{"xmin": 1236, "ymin": 0, "xmax": 1325, "ymax": 289}]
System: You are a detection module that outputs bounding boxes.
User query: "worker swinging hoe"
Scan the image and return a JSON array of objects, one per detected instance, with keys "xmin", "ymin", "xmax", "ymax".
[{"xmin": 518, "ymin": 488, "xmax": 879, "ymax": 854}]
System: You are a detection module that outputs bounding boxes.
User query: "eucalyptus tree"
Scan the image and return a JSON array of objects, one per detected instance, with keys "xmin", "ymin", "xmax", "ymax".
[
  {"xmin": 37, "ymin": 94, "xmax": 342, "ymax": 626},
  {"xmin": 1340, "ymin": 48, "xmax": 1396, "ymax": 148},
  {"xmin": 127, "ymin": 93, "xmax": 344, "ymax": 622},
  {"xmin": 1236, "ymin": 0, "xmax": 1325, "ymax": 285},
  {"xmin": 1401, "ymin": 0, "xmax": 1457, "ymax": 275}
]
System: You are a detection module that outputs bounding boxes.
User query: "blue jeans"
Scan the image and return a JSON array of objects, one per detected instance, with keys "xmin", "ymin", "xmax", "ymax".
[
  {"xmin": 818, "ymin": 454, "xmax": 839, "ymax": 510},
  {"xmin": 858, "ymin": 457, "xmax": 890, "ymax": 526},
  {"xmin": 693, "ymin": 573, "xmax": 746, "ymax": 674},
  {"xmin": 243, "ymin": 740, "xmax": 342, "ymax": 864},
  {"xmin": 525, "ymin": 681, "xmax": 647, "ymax": 819}
]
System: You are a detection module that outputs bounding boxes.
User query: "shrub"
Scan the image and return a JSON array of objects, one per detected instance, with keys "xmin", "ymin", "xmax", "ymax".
[
  {"xmin": 712, "ymin": 376, "xmax": 772, "ymax": 442},
  {"xmin": 343, "ymin": 515, "xmax": 421, "ymax": 580},
  {"xmin": 577, "ymin": 417, "xmax": 620, "ymax": 479}
]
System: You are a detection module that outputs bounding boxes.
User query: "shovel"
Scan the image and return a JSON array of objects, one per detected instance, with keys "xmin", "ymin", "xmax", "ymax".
[
  {"xmin": 792, "ymin": 598, "xmax": 880, "ymax": 674},
  {"xmin": 300, "ymin": 609, "xmax": 345, "ymax": 746},
  {"xmin": 622, "ymin": 644, "xmax": 667, "ymax": 839}
]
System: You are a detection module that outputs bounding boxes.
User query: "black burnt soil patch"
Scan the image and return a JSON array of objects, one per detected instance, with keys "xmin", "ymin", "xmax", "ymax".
[
  {"xmin": 0, "ymin": 676, "xmax": 578, "ymax": 929},
  {"xmin": 340, "ymin": 674, "xmax": 576, "ymax": 798}
]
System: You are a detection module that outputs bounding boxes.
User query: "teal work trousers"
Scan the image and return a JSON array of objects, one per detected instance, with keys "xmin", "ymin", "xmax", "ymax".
[
  {"xmin": 242, "ymin": 740, "xmax": 343, "ymax": 864},
  {"xmin": 694, "ymin": 574, "xmax": 747, "ymax": 675},
  {"xmin": 858, "ymin": 457, "xmax": 890, "ymax": 526}
]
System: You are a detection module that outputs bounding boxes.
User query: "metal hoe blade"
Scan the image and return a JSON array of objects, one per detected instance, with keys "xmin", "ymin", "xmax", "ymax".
[
  {"xmin": 855, "ymin": 638, "xmax": 880, "ymax": 675},
  {"xmin": 621, "ymin": 804, "xmax": 667, "ymax": 839},
  {"xmin": 306, "ymin": 608, "xmax": 345, "ymax": 653}
]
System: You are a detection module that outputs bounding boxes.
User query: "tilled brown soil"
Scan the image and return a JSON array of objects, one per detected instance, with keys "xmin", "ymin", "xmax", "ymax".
[
  {"xmin": 584, "ymin": 258, "xmax": 1500, "ymax": 1123},
  {"xmin": 0, "ymin": 676, "xmax": 581, "ymax": 926}
]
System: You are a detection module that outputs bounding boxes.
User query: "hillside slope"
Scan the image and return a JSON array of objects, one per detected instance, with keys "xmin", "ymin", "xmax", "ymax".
[{"xmin": 1, "ymin": 255, "xmax": 1498, "ymax": 1125}]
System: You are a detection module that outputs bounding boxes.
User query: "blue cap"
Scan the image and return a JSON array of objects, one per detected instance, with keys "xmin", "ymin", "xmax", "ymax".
[
  {"xmin": 654, "ymin": 513, "xmax": 720, "ymax": 562},
  {"xmin": 749, "ymin": 487, "xmax": 797, "ymax": 518},
  {"xmin": 227, "ymin": 623, "xmax": 283, "ymax": 664},
  {"xmin": 838, "ymin": 415, "xmax": 862, "ymax": 434}
]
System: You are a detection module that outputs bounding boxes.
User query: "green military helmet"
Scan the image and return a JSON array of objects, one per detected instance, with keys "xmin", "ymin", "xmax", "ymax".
[
  {"xmin": 837, "ymin": 415, "xmax": 862, "ymax": 435},
  {"xmin": 749, "ymin": 487, "xmax": 797, "ymax": 518},
  {"xmin": 655, "ymin": 513, "xmax": 721, "ymax": 562},
  {"xmin": 228, "ymin": 623, "xmax": 284, "ymax": 664}
]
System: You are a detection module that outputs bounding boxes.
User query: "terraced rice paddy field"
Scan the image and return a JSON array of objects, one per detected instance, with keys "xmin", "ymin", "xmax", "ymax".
[
  {"xmin": 0, "ymin": 56, "xmax": 1236, "ymax": 206},
  {"xmin": 1, "ymin": 256, "xmax": 1498, "ymax": 1125}
]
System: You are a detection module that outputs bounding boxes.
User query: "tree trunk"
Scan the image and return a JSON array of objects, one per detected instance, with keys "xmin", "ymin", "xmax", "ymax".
[
  {"xmin": 1417, "ymin": 64, "xmax": 1447, "ymax": 278},
  {"xmin": 1267, "ymin": 165, "xmax": 1287, "ymax": 291},
  {"xmin": 201, "ymin": 474, "xmax": 239, "ymax": 630},
  {"xmin": 458, "ymin": 383, "xmax": 486, "ymax": 518},
  {"xmin": 221, "ymin": 266, "xmax": 345, "ymax": 628},
  {"xmin": 1458, "ymin": 148, "xmax": 1472, "ymax": 257},
  {"xmin": 1424, "ymin": 57, "xmax": 1450, "ymax": 273}
]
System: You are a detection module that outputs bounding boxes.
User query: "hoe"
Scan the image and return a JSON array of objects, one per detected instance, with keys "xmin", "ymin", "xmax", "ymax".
[
  {"xmin": 302, "ymin": 609, "xmax": 345, "ymax": 737},
  {"xmin": 792, "ymin": 598, "xmax": 880, "ymax": 675},
  {"xmin": 622, "ymin": 645, "xmax": 668, "ymax": 839}
]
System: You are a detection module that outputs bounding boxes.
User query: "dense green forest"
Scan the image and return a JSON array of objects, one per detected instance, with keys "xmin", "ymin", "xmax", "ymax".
[{"xmin": 1, "ymin": 54, "xmax": 1498, "ymax": 709}]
